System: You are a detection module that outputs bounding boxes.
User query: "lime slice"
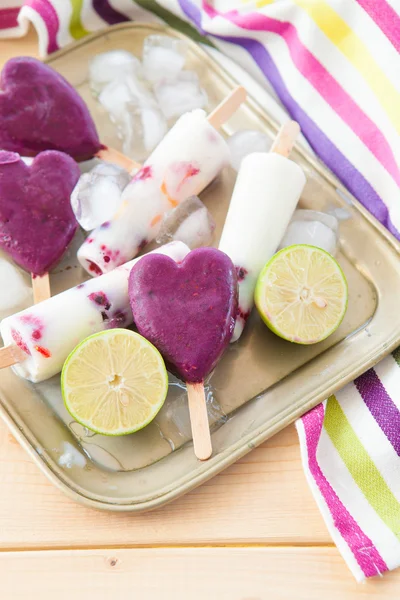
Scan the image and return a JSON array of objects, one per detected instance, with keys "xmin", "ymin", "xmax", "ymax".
[
  {"xmin": 62, "ymin": 329, "xmax": 168, "ymax": 435},
  {"xmin": 255, "ymin": 244, "xmax": 348, "ymax": 345}
]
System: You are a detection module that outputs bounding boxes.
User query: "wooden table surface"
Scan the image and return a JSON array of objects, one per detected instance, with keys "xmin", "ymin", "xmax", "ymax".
[{"xmin": 0, "ymin": 29, "xmax": 399, "ymax": 599}]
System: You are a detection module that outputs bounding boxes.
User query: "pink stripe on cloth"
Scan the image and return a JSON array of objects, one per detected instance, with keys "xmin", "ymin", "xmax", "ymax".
[
  {"xmin": 302, "ymin": 404, "xmax": 388, "ymax": 578},
  {"xmin": 0, "ymin": 7, "xmax": 19, "ymax": 30},
  {"xmin": 24, "ymin": 0, "xmax": 59, "ymax": 53},
  {"xmin": 356, "ymin": 0, "xmax": 400, "ymax": 53},
  {"xmin": 202, "ymin": 2, "xmax": 400, "ymax": 186}
]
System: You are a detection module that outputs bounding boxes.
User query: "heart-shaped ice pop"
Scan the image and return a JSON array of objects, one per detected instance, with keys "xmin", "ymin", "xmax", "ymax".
[
  {"xmin": 0, "ymin": 150, "xmax": 80, "ymax": 275},
  {"xmin": 129, "ymin": 247, "xmax": 237, "ymax": 382},
  {"xmin": 0, "ymin": 57, "xmax": 101, "ymax": 161},
  {"xmin": 129, "ymin": 247, "xmax": 238, "ymax": 460}
]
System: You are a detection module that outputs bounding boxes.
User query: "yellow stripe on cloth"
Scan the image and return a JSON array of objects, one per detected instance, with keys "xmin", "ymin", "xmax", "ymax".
[
  {"xmin": 69, "ymin": 0, "xmax": 90, "ymax": 40},
  {"xmin": 292, "ymin": 0, "xmax": 400, "ymax": 134},
  {"xmin": 241, "ymin": 0, "xmax": 275, "ymax": 6}
]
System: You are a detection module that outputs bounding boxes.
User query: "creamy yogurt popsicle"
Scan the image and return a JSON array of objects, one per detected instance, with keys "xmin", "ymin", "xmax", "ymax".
[
  {"xmin": 78, "ymin": 109, "xmax": 230, "ymax": 276},
  {"xmin": 0, "ymin": 150, "xmax": 80, "ymax": 276},
  {"xmin": 219, "ymin": 127, "xmax": 306, "ymax": 341},
  {"xmin": 129, "ymin": 247, "xmax": 237, "ymax": 459},
  {"xmin": 0, "ymin": 242, "xmax": 189, "ymax": 382},
  {"xmin": 0, "ymin": 57, "xmax": 101, "ymax": 161}
]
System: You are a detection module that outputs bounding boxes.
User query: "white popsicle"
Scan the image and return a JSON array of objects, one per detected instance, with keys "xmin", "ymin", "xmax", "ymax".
[
  {"xmin": 78, "ymin": 109, "xmax": 230, "ymax": 276},
  {"xmin": 0, "ymin": 242, "xmax": 190, "ymax": 382},
  {"xmin": 77, "ymin": 85, "xmax": 247, "ymax": 277},
  {"xmin": 219, "ymin": 122, "xmax": 306, "ymax": 341}
]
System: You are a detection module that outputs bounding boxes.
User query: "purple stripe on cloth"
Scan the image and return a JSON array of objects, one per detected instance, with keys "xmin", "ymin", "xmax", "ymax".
[
  {"xmin": 0, "ymin": 7, "xmax": 19, "ymax": 30},
  {"xmin": 179, "ymin": 0, "xmax": 400, "ymax": 239},
  {"xmin": 25, "ymin": 0, "xmax": 59, "ymax": 53},
  {"xmin": 93, "ymin": 0, "xmax": 129, "ymax": 25},
  {"xmin": 215, "ymin": 7, "xmax": 400, "ymax": 186},
  {"xmin": 302, "ymin": 404, "xmax": 388, "ymax": 577},
  {"xmin": 356, "ymin": 0, "xmax": 400, "ymax": 53},
  {"xmin": 355, "ymin": 369, "xmax": 400, "ymax": 457}
]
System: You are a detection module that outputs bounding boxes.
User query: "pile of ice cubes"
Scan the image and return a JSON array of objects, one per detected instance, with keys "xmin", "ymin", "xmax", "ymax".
[{"xmin": 89, "ymin": 36, "xmax": 208, "ymax": 161}]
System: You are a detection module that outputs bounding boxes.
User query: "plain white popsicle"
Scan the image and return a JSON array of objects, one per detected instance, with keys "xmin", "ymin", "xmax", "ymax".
[{"xmin": 219, "ymin": 151, "xmax": 306, "ymax": 341}]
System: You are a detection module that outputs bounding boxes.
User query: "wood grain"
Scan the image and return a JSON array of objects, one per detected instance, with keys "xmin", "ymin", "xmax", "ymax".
[{"xmin": 1, "ymin": 547, "xmax": 399, "ymax": 599}]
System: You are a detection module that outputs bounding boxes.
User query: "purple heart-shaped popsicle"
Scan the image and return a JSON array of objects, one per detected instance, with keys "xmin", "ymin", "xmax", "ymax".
[
  {"xmin": 0, "ymin": 57, "xmax": 101, "ymax": 161},
  {"xmin": 0, "ymin": 150, "xmax": 80, "ymax": 275},
  {"xmin": 128, "ymin": 247, "xmax": 238, "ymax": 383}
]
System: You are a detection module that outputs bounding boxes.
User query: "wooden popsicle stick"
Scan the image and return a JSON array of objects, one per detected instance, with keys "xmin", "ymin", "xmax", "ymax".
[
  {"xmin": 187, "ymin": 382, "xmax": 212, "ymax": 461},
  {"xmin": 95, "ymin": 147, "xmax": 141, "ymax": 175},
  {"xmin": 270, "ymin": 120, "xmax": 300, "ymax": 158},
  {"xmin": 0, "ymin": 343, "xmax": 27, "ymax": 369},
  {"xmin": 31, "ymin": 273, "xmax": 51, "ymax": 304},
  {"xmin": 207, "ymin": 86, "xmax": 247, "ymax": 131}
]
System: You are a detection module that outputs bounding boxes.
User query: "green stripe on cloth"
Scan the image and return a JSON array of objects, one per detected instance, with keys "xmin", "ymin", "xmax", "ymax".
[
  {"xmin": 324, "ymin": 394, "xmax": 400, "ymax": 540},
  {"xmin": 131, "ymin": 0, "xmax": 214, "ymax": 46},
  {"xmin": 69, "ymin": 0, "xmax": 90, "ymax": 39},
  {"xmin": 393, "ymin": 347, "xmax": 400, "ymax": 366}
]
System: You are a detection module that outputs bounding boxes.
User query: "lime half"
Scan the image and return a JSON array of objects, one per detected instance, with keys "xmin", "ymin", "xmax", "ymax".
[
  {"xmin": 62, "ymin": 329, "xmax": 168, "ymax": 435},
  {"xmin": 255, "ymin": 245, "xmax": 348, "ymax": 344}
]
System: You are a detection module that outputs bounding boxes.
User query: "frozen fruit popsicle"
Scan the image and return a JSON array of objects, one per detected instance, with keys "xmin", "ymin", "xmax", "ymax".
[
  {"xmin": 0, "ymin": 150, "xmax": 80, "ymax": 302},
  {"xmin": 0, "ymin": 57, "xmax": 138, "ymax": 171},
  {"xmin": 0, "ymin": 242, "xmax": 189, "ymax": 383},
  {"xmin": 77, "ymin": 87, "xmax": 247, "ymax": 277},
  {"xmin": 219, "ymin": 121, "xmax": 306, "ymax": 341},
  {"xmin": 129, "ymin": 247, "xmax": 238, "ymax": 460}
]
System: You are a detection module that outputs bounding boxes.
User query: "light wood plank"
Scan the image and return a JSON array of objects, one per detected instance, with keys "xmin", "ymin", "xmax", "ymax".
[
  {"xmin": 0, "ymin": 421, "xmax": 329, "ymax": 548},
  {"xmin": 0, "ymin": 547, "xmax": 397, "ymax": 599}
]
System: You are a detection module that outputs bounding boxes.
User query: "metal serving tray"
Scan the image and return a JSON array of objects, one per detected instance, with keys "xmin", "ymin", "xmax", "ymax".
[{"xmin": 0, "ymin": 23, "xmax": 399, "ymax": 511}]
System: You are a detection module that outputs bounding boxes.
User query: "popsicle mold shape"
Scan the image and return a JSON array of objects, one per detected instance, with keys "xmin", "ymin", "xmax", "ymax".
[
  {"xmin": 128, "ymin": 247, "xmax": 238, "ymax": 384},
  {"xmin": 0, "ymin": 150, "xmax": 80, "ymax": 276},
  {"xmin": 0, "ymin": 57, "xmax": 101, "ymax": 161},
  {"xmin": 219, "ymin": 121, "xmax": 306, "ymax": 341},
  {"xmin": 129, "ymin": 247, "xmax": 237, "ymax": 460},
  {"xmin": 78, "ymin": 109, "xmax": 230, "ymax": 276}
]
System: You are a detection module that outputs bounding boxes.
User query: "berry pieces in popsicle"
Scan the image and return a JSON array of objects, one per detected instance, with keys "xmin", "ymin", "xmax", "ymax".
[
  {"xmin": 128, "ymin": 248, "xmax": 237, "ymax": 384},
  {"xmin": 0, "ymin": 57, "xmax": 101, "ymax": 161},
  {"xmin": 0, "ymin": 150, "xmax": 80, "ymax": 276}
]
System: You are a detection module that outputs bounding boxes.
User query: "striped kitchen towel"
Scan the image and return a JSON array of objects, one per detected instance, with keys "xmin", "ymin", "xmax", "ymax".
[{"xmin": 2, "ymin": 0, "xmax": 400, "ymax": 581}]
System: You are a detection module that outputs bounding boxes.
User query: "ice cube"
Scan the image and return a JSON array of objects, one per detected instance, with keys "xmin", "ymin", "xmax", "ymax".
[
  {"xmin": 228, "ymin": 130, "xmax": 271, "ymax": 171},
  {"xmin": 157, "ymin": 196, "xmax": 215, "ymax": 249},
  {"xmin": 280, "ymin": 210, "xmax": 339, "ymax": 255},
  {"xmin": 58, "ymin": 441, "xmax": 87, "ymax": 469},
  {"xmin": 142, "ymin": 35, "xmax": 188, "ymax": 84},
  {"xmin": 71, "ymin": 163, "xmax": 131, "ymax": 231},
  {"xmin": 291, "ymin": 209, "xmax": 339, "ymax": 232},
  {"xmin": 121, "ymin": 102, "xmax": 167, "ymax": 161},
  {"xmin": 89, "ymin": 50, "xmax": 142, "ymax": 95},
  {"xmin": 154, "ymin": 71, "xmax": 208, "ymax": 120},
  {"xmin": 0, "ymin": 258, "xmax": 31, "ymax": 312},
  {"xmin": 98, "ymin": 74, "xmax": 153, "ymax": 123}
]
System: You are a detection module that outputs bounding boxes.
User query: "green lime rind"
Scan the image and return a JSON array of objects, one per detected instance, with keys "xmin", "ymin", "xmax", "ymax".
[
  {"xmin": 61, "ymin": 329, "xmax": 168, "ymax": 436},
  {"xmin": 254, "ymin": 244, "xmax": 348, "ymax": 345}
]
